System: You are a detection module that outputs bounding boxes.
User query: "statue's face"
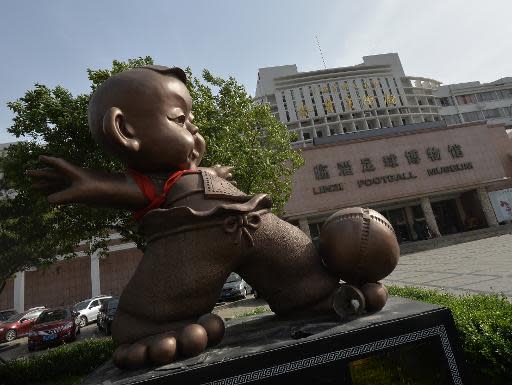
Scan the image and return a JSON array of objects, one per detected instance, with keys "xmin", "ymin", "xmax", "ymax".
[{"xmin": 131, "ymin": 76, "xmax": 199, "ymax": 172}]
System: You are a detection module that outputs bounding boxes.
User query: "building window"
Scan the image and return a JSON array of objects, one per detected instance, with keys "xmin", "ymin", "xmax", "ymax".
[
  {"xmin": 303, "ymin": 132, "xmax": 311, "ymax": 140},
  {"xmin": 461, "ymin": 111, "xmax": 483, "ymax": 122},
  {"xmin": 477, "ymin": 91, "xmax": 498, "ymax": 102},
  {"xmin": 443, "ymin": 114, "xmax": 462, "ymax": 125},
  {"xmin": 483, "ymin": 108, "xmax": 503, "ymax": 119},
  {"xmin": 437, "ymin": 97, "xmax": 454, "ymax": 107},
  {"xmin": 498, "ymin": 89, "xmax": 512, "ymax": 99},
  {"xmin": 308, "ymin": 222, "xmax": 324, "ymax": 249},
  {"xmin": 456, "ymin": 94, "xmax": 477, "ymax": 105},
  {"xmin": 316, "ymin": 130, "xmax": 323, "ymax": 138}
]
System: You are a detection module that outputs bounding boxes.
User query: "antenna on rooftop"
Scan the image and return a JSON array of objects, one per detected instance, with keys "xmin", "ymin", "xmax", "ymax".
[{"xmin": 315, "ymin": 35, "xmax": 327, "ymax": 69}]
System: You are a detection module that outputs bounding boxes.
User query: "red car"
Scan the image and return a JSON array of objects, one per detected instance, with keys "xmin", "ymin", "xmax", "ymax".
[
  {"xmin": 0, "ymin": 308, "xmax": 45, "ymax": 342},
  {"xmin": 28, "ymin": 308, "xmax": 80, "ymax": 351}
]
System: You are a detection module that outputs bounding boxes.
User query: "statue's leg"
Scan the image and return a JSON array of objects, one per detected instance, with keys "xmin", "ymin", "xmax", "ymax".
[
  {"xmin": 236, "ymin": 213, "xmax": 340, "ymax": 316},
  {"xmin": 111, "ymin": 224, "xmax": 240, "ymax": 368}
]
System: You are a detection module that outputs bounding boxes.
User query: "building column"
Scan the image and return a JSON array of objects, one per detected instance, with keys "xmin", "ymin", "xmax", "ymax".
[
  {"xmin": 298, "ymin": 218, "xmax": 312, "ymax": 239},
  {"xmin": 476, "ymin": 187, "xmax": 498, "ymax": 227},
  {"xmin": 420, "ymin": 197, "xmax": 441, "ymax": 237},
  {"xmin": 13, "ymin": 271, "xmax": 25, "ymax": 313},
  {"xmin": 90, "ymin": 252, "xmax": 101, "ymax": 297},
  {"xmin": 404, "ymin": 206, "xmax": 416, "ymax": 239},
  {"xmin": 454, "ymin": 197, "xmax": 466, "ymax": 224}
]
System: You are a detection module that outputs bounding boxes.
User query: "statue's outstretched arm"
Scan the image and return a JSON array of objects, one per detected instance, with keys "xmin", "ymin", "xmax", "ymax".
[{"xmin": 26, "ymin": 155, "xmax": 147, "ymax": 209}]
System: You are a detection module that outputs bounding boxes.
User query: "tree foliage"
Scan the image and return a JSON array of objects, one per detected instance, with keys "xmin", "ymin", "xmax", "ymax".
[{"xmin": 0, "ymin": 57, "xmax": 303, "ymax": 288}]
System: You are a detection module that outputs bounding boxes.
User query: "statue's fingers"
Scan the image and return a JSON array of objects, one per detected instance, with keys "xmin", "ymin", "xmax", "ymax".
[
  {"xmin": 39, "ymin": 156, "xmax": 80, "ymax": 178},
  {"xmin": 26, "ymin": 168, "xmax": 64, "ymax": 181},
  {"xmin": 31, "ymin": 181, "xmax": 57, "ymax": 190},
  {"xmin": 47, "ymin": 189, "xmax": 77, "ymax": 205},
  {"xmin": 225, "ymin": 173, "xmax": 233, "ymax": 180}
]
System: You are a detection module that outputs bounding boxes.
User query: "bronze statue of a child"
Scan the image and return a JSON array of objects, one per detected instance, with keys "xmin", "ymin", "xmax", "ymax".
[{"xmin": 29, "ymin": 66, "xmax": 392, "ymax": 369}]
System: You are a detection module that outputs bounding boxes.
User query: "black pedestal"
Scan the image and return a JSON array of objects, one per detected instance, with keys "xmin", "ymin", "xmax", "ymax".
[{"xmin": 81, "ymin": 297, "xmax": 470, "ymax": 385}]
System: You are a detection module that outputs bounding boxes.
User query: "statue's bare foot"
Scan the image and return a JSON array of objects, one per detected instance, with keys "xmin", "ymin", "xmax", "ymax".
[{"xmin": 112, "ymin": 313, "xmax": 225, "ymax": 369}]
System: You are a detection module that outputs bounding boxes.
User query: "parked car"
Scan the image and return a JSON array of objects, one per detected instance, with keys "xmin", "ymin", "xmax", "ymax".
[
  {"xmin": 97, "ymin": 297, "xmax": 119, "ymax": 335},
  {"xmin": 0, "ymin": 308, "xmax": 46, "ymax": 342},
  {"xmin": 0, "ymin": 309, "xmax": 16, "ymax": 322},
  {"xmin": 28, "ymin": 307, "xmax": 80, "ymax": 351},
  {"xmin": 219, "ymin": 273, "xmax": 250, "ymax": 301},
  {"xmin": 73, "ymin": 295, "xmax": 112, "ymax": 327}
]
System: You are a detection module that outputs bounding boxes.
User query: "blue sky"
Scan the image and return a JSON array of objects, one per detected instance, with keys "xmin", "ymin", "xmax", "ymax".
[{"xmin": 1, "ymin": 0, "xmax": 511, "ymax": 143}]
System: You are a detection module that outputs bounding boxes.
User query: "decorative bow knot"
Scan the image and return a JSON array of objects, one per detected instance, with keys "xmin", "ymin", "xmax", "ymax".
[{"xmin": 223, "ymin": 212, "xmax": 262, "ymax": 247}]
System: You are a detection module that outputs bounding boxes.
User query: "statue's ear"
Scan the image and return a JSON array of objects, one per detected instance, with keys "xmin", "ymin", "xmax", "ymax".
[{"xmin": 102, "ymin": 107, "xmax": 140, "ymax": 152}]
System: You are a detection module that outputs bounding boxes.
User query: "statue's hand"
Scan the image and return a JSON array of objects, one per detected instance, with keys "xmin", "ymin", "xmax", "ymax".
[
  {"xmin": 212, "ymin": 165, "xmax": 234, "ymax": 181},
  {"xmin": 26, "ymin": 155, "xmax": 101, "ymax": 204},
  {"xmin": 201, "ymin": 165, "xmax": 236, "ymax": 185}
]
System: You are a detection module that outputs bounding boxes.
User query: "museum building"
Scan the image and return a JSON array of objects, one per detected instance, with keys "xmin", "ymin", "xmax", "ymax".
[
  {"xmin": 254, "ymin": 52, "xmax": 512, "ymax": 244},
  {"xmin": 283, "ymin": 120, "xmax": 512, "ymax": 246}
]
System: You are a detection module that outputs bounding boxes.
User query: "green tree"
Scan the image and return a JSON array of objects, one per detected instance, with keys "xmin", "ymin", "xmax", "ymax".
[{"xmin": 0, "ymin": 57, "xmax": 303, "ymax": 290}]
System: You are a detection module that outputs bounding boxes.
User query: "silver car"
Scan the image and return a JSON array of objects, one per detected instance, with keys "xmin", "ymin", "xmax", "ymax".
[
  {"xmin": 73, "ymin": 296, "xmax": 112, "ymax": 327},
  {"xmin": 219, "ymin": 273, "xmax": 250, "ymax": 301}
]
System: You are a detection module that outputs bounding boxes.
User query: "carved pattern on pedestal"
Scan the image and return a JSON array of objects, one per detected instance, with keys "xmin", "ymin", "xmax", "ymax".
[{"xmin": 204, "ymin": 324, "xmax": 462, "ymax": 385}]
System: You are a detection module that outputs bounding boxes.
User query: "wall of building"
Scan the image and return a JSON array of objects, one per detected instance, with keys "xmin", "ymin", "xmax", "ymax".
[
  {"xmin": 284, "ymin": 123, "xmax": 507, "ymax": 219},
  {"xmin": 0, "ymin": 278, "xmax": 14, "ymax": 310},
  {"xmin": 100, "ymin": 248, "xmax": 142, "ymax": 297},
  {"xmin": 24, "ymin": 256, "xmax": 92, "ymax": 309}
]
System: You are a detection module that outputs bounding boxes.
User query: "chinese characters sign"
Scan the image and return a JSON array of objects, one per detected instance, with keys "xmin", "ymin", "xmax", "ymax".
[{"xmin": 311, "ymin": 144, "xmax": 474, "ymax": 194}]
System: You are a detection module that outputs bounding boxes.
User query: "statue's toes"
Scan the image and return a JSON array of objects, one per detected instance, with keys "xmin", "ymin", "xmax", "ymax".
[
  {"xmin": 177, "ymin": 324, "xmax": 208, "ymax": 357},
  {"xmin": 197, "ymin": 313, "xmax": 225, "ymax": 347},
  {"xmin": 113, "ymin": 342, "xmax": 149, "ymax": 369},
  {"xmin": 147, "ymin": 333, "xmax": 178, "ymax": 366}
]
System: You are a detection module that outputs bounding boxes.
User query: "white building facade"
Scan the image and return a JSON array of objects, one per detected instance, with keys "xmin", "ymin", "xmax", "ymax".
[
  {"xmin": 435, "ymin": 78, "xmax": 512, "ymax": 127},
  {"xmin": 255, "ymin": 53, "xmax": 443, "ymax": 147},
  {"xmin": 255, "ymin": 54, "xmax": 512, "ymax": 147}
]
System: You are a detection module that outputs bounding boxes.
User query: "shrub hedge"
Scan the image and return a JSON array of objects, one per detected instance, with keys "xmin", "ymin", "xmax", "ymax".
[
  {"xmin": 0, "ymin": 337, "xmax": 113, "ymax": 385},
  {"xmin": 388, "ymin": 285, "xmax": 512, "ymax": 385},
  {"xmin": 0, "ymin": 288, "xmax": 510, "ymax": 384}
]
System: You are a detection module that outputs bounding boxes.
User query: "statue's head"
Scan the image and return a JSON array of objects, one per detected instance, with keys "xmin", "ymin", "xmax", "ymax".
[{"xmin": 88, "ymin": 65, "xmax": 202, "ymax": 172}]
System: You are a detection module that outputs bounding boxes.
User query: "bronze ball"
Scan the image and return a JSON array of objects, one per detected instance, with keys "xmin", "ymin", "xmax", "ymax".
[
  {"xmin": 147, "ymin": 335, "xmax": 177, "ymax": 366},
  {"xmin": 178, "ymin": 324, "xmax": 208, "ymax": 357},
  {"xmin": 113, "ymin": 344, "xmax": 130, "ymax": 369},
  {"xmin": 123, "ymin": 342, "xmax": 148, "ymax": 369},
  {"xmin": 361, "ymin": 282, "xmax": 388, "ymax": 312},
  {"xmin": 320, "ymin": 207, "xmax": 400, "ymax": 285},
  {"xmin": 197, "ymin": 313, "xmax": 225, "ymax": 347}
]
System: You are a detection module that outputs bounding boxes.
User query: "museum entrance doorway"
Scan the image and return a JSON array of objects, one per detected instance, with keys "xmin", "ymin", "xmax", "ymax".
[
  {"xmin": 381, "ymin": 208, "xmax": 412, "ymax": 243},
  {"xmin": 431, "ymin": 199, "xmax": 463, "ymax": 235}
]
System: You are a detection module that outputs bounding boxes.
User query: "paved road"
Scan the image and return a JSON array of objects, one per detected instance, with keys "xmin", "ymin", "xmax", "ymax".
[{"xmin": 384, "ymin": 233, "xmax": 512, "ymax": 297}]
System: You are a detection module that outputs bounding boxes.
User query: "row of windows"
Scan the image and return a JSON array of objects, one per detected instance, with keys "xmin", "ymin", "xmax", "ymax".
[
  {"xmin": 453, "ymin": 89, "xmax": 512, "ymax": 105},
  {"xmin": 298, "ymin": 115, "xmax": 440, "ymax": 142},
  {"xmin": 443, "ymin": 106, "xmax": 512, "ymax": 125}
]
